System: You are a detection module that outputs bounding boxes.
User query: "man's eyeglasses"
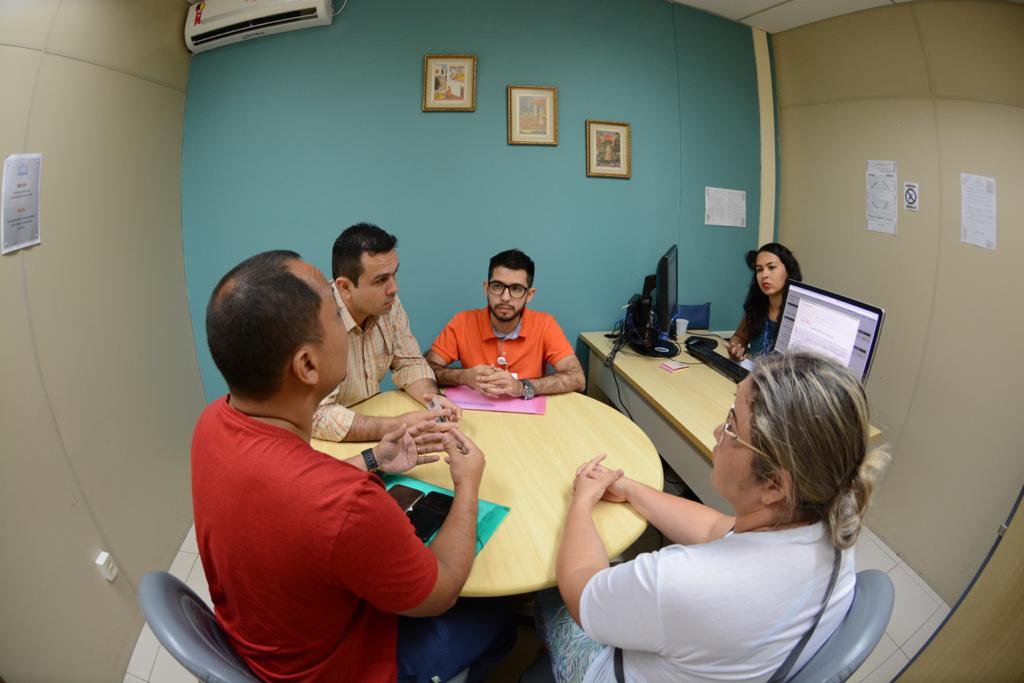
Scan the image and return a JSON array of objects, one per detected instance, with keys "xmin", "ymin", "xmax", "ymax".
[
  {"xmin": 721, "ymin": 406, "xmax": 768, "ymax": 457},
  {"xmin": 487, "ymin": 281, "xmax": 529, "ymax": 299}
]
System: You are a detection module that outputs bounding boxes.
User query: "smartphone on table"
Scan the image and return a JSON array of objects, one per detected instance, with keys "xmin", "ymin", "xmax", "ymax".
[
  {"xmin": 406, "ymin": 491, "xmax": 454, "ymax": 542},
  {"xmin": 387, "ymin": 484, "xmax": 423, "ymax": 512}
]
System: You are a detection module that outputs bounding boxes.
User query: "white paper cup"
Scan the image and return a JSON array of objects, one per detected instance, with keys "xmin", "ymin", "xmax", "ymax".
[{"xmin": 675, "ymin": 318, "xmax": 689, "ymax": 338}]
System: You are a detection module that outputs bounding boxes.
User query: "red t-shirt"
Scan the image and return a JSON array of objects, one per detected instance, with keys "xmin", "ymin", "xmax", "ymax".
[
  {"xmin": 429, "ymin": 308, "xmax": 575, "ymax": 380},
  {"xmin": 191, "ymin": 397, "xmax": 438, "ymax": 682}
]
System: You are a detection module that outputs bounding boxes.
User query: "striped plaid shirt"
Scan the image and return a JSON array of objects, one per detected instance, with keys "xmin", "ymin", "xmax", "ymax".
[{"xmin": 312, "ymin": 292, "xmax": 434, "ymax": 441}]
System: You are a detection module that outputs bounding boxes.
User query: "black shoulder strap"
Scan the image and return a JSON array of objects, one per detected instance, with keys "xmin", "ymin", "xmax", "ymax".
[
  {"xmin": 614, "ymin": 646, "xmax": 625, "ymax": 683},
  {"xmin": 766, "ymin": 548, "xmax": 842, "ymax": 683}
]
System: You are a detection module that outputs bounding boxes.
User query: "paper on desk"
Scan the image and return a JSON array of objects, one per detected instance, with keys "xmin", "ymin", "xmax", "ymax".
[
  {"xmin": 960, "ymin": 172, "xmax": 997, "ymax": 251},
  {"xmin": 444, "ymin": 385, "xmax": 547, "ymax": 415}
]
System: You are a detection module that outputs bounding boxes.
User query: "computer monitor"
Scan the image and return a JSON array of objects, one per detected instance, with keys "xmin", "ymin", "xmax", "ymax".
[
  {"xmin": 654, "ymin": 244, "xmax": 678, "ymax": 341},
  {"xmin": 626, "ymin": 244, "xmax": 679, "ymax": 358},
  {"xmin": 773, "ymin": 281, "xmax": 884, "ymax": 382}
]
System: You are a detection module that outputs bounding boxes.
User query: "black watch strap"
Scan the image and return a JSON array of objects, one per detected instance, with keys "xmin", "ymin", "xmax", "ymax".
[{"xmin": 361, "ymin": 447, "xmax": 382, "ymax": 476}]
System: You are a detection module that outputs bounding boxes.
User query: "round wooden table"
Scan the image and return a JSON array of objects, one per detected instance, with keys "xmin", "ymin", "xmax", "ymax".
[{"xmin": 312, "ymin": 390, "xmax": 663, "ymax": 597}]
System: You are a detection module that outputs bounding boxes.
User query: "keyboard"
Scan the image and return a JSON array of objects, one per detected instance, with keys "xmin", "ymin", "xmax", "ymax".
[{"xmin": 685, "ymin": 342, "xmax": 750, "ymax": 383}]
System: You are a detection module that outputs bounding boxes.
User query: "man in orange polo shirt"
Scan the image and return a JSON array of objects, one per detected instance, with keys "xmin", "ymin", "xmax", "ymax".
[{"xmin": 426, "ymin": 249, "xmax": 585, "ymax": 399}]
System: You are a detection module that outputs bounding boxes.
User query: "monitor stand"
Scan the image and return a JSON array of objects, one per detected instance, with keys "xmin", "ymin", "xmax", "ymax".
[{"xmin": 628, "ymin": 337, "xmax": 679, "ymax": 358}]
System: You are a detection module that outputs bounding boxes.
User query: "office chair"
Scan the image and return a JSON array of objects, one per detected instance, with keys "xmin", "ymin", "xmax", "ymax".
[
  {"xmin": 788, "ymin": 569, "xmax": 895, "ymax": 683},
  {"xmin": 519, "ymin": 570, "xmax": 895, "ymax": 683},
  {"xmin": 139, "ymin": 571, "xmax": 472, "ymax": 683},
  {"xmin": 139, "ymin": 571, "xmax": 260, "ymax": 683}
]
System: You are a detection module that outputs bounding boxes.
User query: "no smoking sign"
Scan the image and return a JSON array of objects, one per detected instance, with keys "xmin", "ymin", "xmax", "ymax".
[{"xmin": 903, "ymin": 182, "xmax": 920, "ymax": 212}]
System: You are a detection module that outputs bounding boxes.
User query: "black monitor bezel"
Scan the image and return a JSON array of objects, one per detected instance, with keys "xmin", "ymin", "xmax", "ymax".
[{"xmin": 773, "ymin": 280, "xmax": 885, "ymax": 382}]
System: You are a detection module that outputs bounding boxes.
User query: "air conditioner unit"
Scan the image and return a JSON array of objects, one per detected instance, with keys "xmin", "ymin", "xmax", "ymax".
[{"xmin": 185, "ymin": 0, "xmax": 333, "ymax": 54}]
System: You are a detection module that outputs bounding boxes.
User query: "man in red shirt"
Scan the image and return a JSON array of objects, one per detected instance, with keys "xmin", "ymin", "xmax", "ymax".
[
  {"xmin": 193, "ymin": 250, "xmax": 513, "ymax": 682},
  {"xmin": 426, "ymin": 249, "xmax": 585, "ymax": 400}
]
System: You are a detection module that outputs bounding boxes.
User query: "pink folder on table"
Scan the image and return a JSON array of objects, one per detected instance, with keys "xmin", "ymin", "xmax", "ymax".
[{"xmin": 444, "ymin": 385, "xmax": 547, "ymax": 415}]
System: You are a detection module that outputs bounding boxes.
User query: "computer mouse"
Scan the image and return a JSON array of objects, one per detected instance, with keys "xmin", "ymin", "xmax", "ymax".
[{"xmin": 684, "ymin": 336, "xmax": 718, "ymax": 353}]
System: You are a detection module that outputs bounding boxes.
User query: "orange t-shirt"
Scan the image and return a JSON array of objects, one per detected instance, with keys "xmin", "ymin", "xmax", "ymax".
[{"xmin": 430, "ymin": 308, "xmax": 575, "ymax": 380}]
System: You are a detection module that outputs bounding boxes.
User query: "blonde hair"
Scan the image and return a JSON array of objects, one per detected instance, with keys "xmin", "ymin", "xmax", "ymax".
[{"xmin": 746, "ymin": 352, "xmax": 890, "ymax": 549}]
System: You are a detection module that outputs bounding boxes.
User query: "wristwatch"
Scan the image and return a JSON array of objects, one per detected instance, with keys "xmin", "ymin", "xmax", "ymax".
[
  {"xmin": 520, "ymin": 378, "xmax": 536, "ymax": 401},
  {"xmin": 361, "ymin": 447, "xmax": 383, "ymax": 477}
]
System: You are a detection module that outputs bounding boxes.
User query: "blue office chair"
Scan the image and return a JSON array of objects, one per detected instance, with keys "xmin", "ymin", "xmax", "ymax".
[
  {"xmin": 139, "ymin": 571, "xmax": 260, "ymax": 683},
  {"xmin": 519, "ymin": 569, "xmax": 895, "ymax": 683}
]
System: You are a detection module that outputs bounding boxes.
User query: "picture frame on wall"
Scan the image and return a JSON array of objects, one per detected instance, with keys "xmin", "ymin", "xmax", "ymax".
[
  {"xmin": 586, "ymin": 120, "xmax": 631, "ymax": 179},
  {"xmin": 507, "ymin": 86, "xmax": 558, "ymax": 145},
  {"xmin": 423, "ymin": 55, "xmax": 477, "ymax": 111}
]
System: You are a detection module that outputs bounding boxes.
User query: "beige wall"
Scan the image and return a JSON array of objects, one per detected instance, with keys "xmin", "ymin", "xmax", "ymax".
[
  {"xmin": 773, "ymin": 1, "xmax": 1024, "ymax": 604},
  {"xmin": 0, "ymin": 2, "xmax": 202, "ymax": 681}
]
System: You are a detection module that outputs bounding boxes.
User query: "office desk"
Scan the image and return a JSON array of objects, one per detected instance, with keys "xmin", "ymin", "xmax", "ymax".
[
  {"xmin": 312, "ymin": 390, "xmax": 663, "ymax": 597},
  {"xmin": 580, "ymin": 332, "xmax": 881, "ymax": 514}
]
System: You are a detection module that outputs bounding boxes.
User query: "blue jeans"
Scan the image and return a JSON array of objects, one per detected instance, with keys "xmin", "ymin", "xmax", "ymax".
[{"xmin": 397, "ymin": 598, "xmax": 517, "ymax": 683}]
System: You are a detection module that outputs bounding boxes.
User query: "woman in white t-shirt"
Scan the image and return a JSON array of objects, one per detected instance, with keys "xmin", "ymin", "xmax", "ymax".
[{"xmin": 538, "ymin": 352, "xmax": 890, "ymax": 683}]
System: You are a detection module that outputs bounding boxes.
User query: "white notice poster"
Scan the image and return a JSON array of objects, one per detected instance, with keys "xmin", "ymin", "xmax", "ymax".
[
  {"xmin": 960, "ymin": 173, "xmax": 996, "ymax": 251},
  {"xmin": 704, "ymin": 187, "xmax": 746, "ymax": 228},
  {"xmin": 2, "ymin": 153, "xmax": 42, "ymax": 255},
  {"xmin": 866, "ymin": 160, "xmax": 897, "ymax": 234}
]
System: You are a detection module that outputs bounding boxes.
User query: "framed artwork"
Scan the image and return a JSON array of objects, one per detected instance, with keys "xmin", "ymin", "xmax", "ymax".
[
  {"xmin": 586, "ymin": 120, "xmax": 631, "ymax": 179},
  {"xmin": 423, "ymin": 55, "xmax": 477, "ymax": 111},
  {"xmin": 507, "ymin": 86, "xmax": 558, "ymax": 145}
]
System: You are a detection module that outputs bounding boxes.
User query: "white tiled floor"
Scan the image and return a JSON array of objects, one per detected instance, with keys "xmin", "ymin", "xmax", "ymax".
[{"xmin": 125, "ymin": 524, "xmax": 951, "ymax": 682}]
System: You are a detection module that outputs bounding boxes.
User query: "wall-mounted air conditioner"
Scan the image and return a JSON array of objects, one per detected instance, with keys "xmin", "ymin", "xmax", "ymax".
[{"xmin": 185, "ymin": 0, "xmax": 333, "ymax": 54}]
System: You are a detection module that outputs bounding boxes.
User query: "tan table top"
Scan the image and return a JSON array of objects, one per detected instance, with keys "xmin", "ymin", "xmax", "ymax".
[
  {"xmin": 580, "ymin": 331, "xmax": 881, "ymax": 462},
  {"xmin": 311, "ymin": 390, "xmax": 663, "ymax": 597}
]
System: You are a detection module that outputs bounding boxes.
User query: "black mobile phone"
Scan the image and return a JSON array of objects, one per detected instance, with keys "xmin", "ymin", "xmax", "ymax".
[
  {"xmin": 407, "ymin": 491, "xmax": 454, "ymax": 542},
  {"xmin": 388, "ymin": 484, "xmax": 424, "ymax": 512}
]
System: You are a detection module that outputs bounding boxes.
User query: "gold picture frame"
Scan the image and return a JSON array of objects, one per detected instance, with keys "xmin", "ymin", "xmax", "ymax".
[
  {"xmin": 507, "ymin": 86, "xmax": 558, "ymax": 145},
  {"xmin": 423, "ymin": 54, "xmax": 477, "ymax": 112},
  {"xmin": 586, "ymin": 120, "xmax": 631, "ymax": 179}
]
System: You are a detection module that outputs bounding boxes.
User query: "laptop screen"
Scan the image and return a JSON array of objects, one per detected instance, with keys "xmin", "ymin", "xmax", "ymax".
[{"xmin": 773, "ymin": 281, "xmax": 885, "ymax": 382}]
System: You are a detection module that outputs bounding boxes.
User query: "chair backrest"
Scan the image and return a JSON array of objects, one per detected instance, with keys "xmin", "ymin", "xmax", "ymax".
[
  {"xmin": 788, "ymin": 569, "xmax": 896, "ymax": 683},
  {"xmin": 138, "ymin": 571, "xmax": 261, "ymax": 683}
]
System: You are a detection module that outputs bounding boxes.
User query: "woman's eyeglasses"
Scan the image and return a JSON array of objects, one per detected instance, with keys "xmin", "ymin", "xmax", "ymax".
[{"xmin": 721, "ymin": 406, "xmax": 768, "ymax": 456}]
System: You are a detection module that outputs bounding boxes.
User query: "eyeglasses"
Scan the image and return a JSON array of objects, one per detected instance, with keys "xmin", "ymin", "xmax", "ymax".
[
  {"xmin": 721, "ymin": 405, "xmax": 768, "ymax": 456},
  {"xmin": 487, "ymin": 280, "xmax": 529, "ymax": 299}
]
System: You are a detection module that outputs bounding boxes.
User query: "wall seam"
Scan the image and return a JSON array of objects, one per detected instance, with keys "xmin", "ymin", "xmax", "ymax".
[
  {"xmin": 780, "ymin": 94, "xmax": 1023, "ymax": 110},
  {"xmin": 671, "ymin": 4, "xmax": 685, "ymax": 251},
  {"xmin": 0, "ymin": 42, "xmax": 186, "ymax": 93},
  {"xmin": 885, "ymin": 3, "xmax": 946, "ymax": 466},
  {"xmin": 43, "ymin": 48, "xmax": 187, "ymax": 93},
  {"xmin": 16, "ymin": 0, "xmax": 139, "ymax": 594}
]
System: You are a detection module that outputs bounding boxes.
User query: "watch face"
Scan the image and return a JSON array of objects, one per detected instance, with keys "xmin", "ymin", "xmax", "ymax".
[{"xmin": 522, "ymin": 380, "xmax": 535, "ymax": 400}]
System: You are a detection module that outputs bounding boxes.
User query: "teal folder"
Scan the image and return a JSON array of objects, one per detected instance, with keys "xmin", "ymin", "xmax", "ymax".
[{"xmin": 383, "ymin": 475, "xmax": 510, "ymax": 554}]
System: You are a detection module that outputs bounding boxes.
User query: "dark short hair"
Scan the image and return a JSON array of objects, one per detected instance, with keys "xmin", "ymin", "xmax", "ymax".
[
  {"xmin": 332, "ymin": 222, "xmax": 398, "ymax": 284},
  {"xmin": 206, "ymin": 250, "xmax": 324, "ymax": 400},
  {"xmin": 488, "ymin": 249, "xmax": 535, "ymax": 287}
]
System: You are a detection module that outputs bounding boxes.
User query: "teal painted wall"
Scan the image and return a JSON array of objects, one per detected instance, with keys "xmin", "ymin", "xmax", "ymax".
[{"xmin": 182, "ymin": 0, "xmax": 763, "ymax": 400}]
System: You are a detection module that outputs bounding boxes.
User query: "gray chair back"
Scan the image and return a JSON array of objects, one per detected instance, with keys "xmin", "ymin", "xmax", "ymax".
[
  {"xmin": 789, "ymin": 569, "xmax": 896, "ymax": 683},
  {"xmin": 520, "ymin": 569, "xmax": 894, "ymax": 683},
  {"xmin": 138, "ymin": 571, "xmax": 261, "ymax": 683}
]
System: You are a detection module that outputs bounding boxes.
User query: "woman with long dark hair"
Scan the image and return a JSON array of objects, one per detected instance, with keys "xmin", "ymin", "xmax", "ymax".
[{"xmin": 727, "ymin": 243, "xmax": 802, "ymax": 361}]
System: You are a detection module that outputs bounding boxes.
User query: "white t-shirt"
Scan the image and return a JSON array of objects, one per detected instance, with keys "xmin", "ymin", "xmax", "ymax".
[{"xmin": 579, "ymin": 522, "xmax": 855, "ymax": 683}]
